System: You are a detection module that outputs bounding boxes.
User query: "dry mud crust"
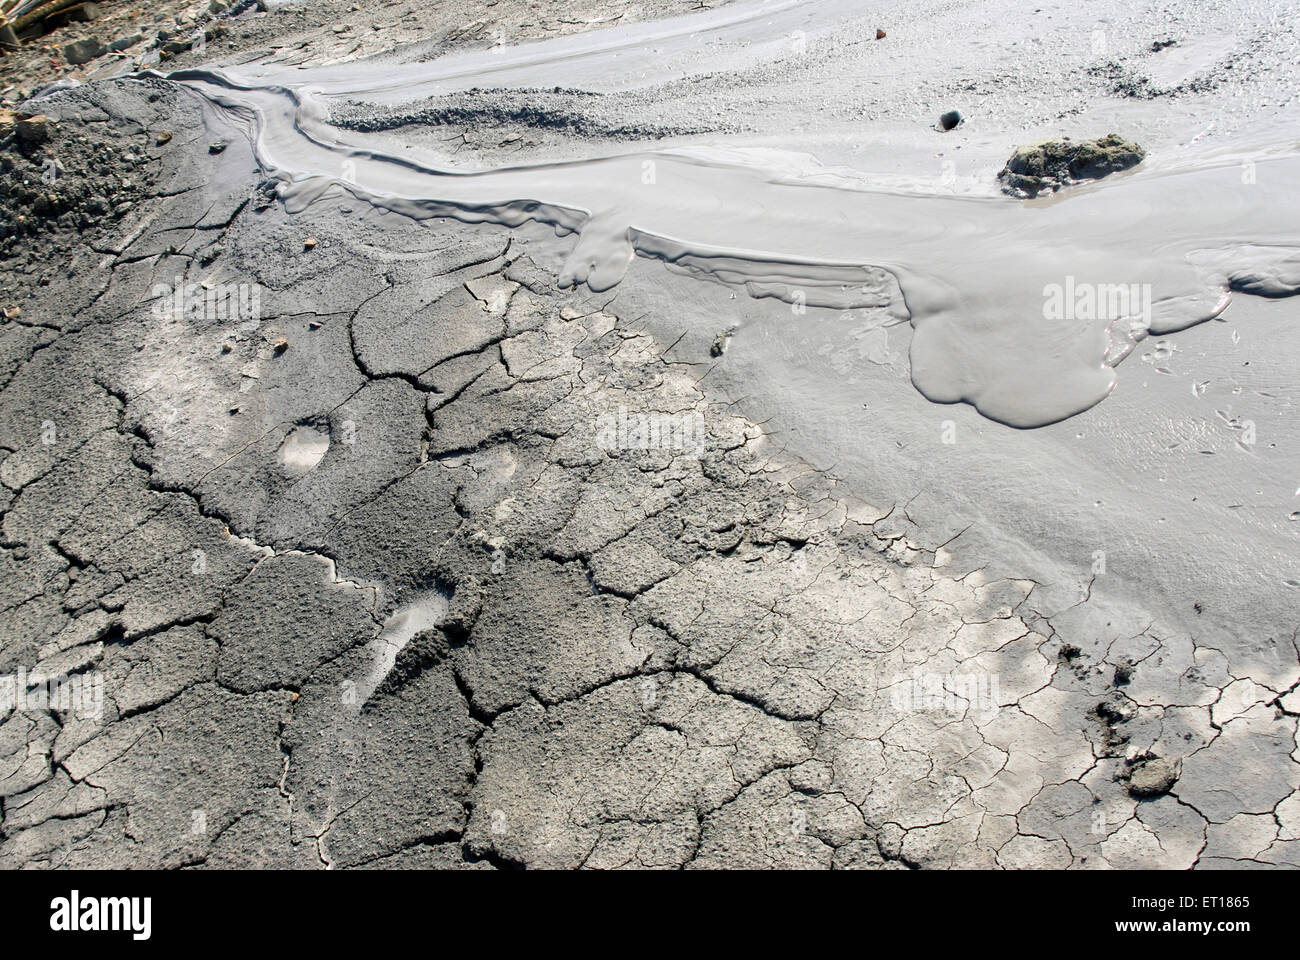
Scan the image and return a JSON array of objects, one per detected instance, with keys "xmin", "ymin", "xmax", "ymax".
[{"xmin": 0, "ymin": 79, "xmax": 1297, "ymax": 870}]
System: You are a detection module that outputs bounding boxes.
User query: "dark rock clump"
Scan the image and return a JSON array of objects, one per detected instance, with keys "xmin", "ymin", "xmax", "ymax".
[{"xmin": 998, "ymin": 133, "xmax": 1145, "ymax": 198}]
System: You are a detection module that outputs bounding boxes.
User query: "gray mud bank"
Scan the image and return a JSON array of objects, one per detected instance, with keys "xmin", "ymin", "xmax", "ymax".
[{"xmin": 0, "ymin": 0, "xmax": 1298, "ymax": 869}]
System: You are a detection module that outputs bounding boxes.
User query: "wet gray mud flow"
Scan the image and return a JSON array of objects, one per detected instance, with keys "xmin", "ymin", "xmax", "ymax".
[
  {"xmin": 168, "ymin": 24, "xmax": 1300, "ymax": 430},
  {"xmin": 2, "ymin": 0, "xmax": 1299, "ymax": 869}
]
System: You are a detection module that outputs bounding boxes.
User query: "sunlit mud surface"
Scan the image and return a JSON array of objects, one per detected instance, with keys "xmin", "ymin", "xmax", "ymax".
[{"xmin": 1, "ymin": 0, "xmax": 1298, "ymax": 870}]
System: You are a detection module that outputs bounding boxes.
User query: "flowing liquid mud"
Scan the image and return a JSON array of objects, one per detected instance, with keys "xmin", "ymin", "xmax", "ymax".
[{"xmin": 158, "ymin": 0, "xmax": 1300, "ymax": 427}]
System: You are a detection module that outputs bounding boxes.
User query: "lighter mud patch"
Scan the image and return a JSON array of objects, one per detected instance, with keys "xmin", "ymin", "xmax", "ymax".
[
  {"xmin": 352, "ymin": 592, "xmax": 450, "ymax": 710},
  {"xmin": 279, "ymin": 424, "xmax": 330, "ymax": 473}
]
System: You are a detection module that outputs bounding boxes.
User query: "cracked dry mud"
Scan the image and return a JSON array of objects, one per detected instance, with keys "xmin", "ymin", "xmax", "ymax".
[{"xmin": 3, "ymin": 7, "xmax": 1300, "ymax": 871}]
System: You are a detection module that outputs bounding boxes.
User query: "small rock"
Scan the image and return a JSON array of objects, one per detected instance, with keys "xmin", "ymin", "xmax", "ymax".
[
  {"xmin": 1127, "ymin": 758, "xmax": 1178, "ymax": 799},
  {"xmin": 155, "ymin": 130, "xmax": 173, "ymax": 145},
  {"xmin": 3, "ymin": 306, "xmax": 21, "ymax": 320},
  {"xmin": 63, "ymin": 37, "xmax": 106, "ymax": 65},
  {"xmin": 272, "ymin": 338, "xmax": 288, "ymax": 356},
  {"xmin": 998, "ymin": 133, "xmax": 1145, "ymax": 198},
  {"xmin": 108, "ymin": 34, "xmax": 144, "ymax": 53},
  {"xmin": 15, "ymin": 114, "xmax": 50, "ymax": 144},
  {"xmin": 209, "ymin": 140, "xmax": 228, "ymax": 154},
  {"xmin": 938, "ymin": 109, "xmax": 963, "ymax": 131},
  {"xmin": 876, "ymin": 29, "xmax": 886, "ymax": 40},
  {"xmin": 303, "ymin": 237, "xmax": 317, "ymax": 250}
]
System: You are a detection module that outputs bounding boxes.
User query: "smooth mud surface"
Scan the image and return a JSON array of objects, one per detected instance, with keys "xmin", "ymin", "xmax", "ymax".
[{"xmin": 1, "ymin": 0, "xmax": 1298, "ymax": 869}]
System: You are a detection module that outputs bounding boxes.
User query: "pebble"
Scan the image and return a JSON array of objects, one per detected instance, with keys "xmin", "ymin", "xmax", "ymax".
[
  {"xmin": 108, "ymin": 35, "xmax": 143, "ymax": 53},
  {"xmin": 63, "ymin": 38, "xmax": 106, "ymax": 66},
  {"xmin": 15, "ymin": 114, "xmax": 50, "ymax": 144}
]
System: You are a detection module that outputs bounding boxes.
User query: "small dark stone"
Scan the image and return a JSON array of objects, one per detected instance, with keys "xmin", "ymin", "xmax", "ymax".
[
  {"xmin": 938, "ymin": 110, "xmax": 963, "ymax": 131},
  {"xmin": 1095, "ymin": 698, "xmax": 1131, "ymax": 725},
  {"xmin": 63, "ymin": 37, "xmax": 106, "ymax": 65},
  {"xmin": 69, "ymin": 2, "xmax": 102, "ymax": 22},
  {"xmin": 15, "ymin": 115, "xmax": 49, "ymax": 144},
  {"xmin": 108, "ymin": 34, "xmax": 144, "ymax": 53}
]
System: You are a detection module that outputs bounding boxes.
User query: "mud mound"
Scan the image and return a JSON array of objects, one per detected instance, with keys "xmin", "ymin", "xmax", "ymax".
[
  {"xmin": 332, "ymin": 88, "xmax": 714, "ymax": 143},
  {"xmin": 0, "ymin": 105, "xmax": 155, "ymax": 298}
]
